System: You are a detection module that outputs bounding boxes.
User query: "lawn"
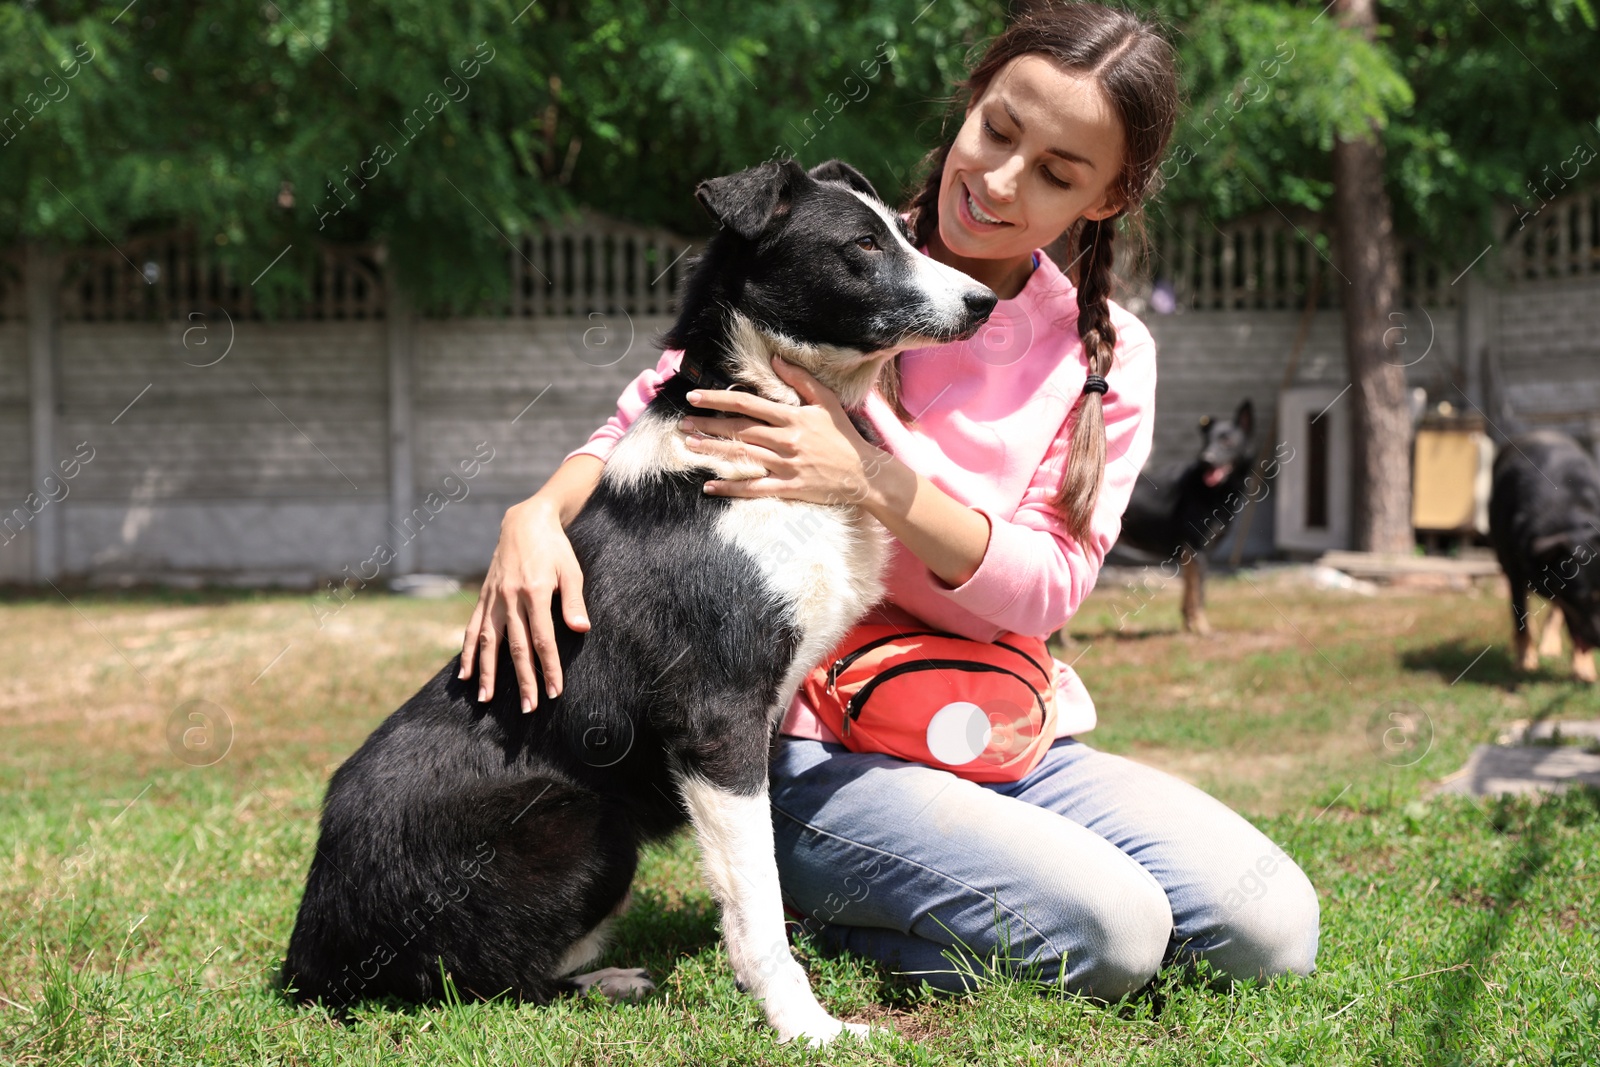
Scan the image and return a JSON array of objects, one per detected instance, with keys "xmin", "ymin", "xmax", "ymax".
[{"xmin": 2, "ymin": 569, "xmax": 1598, "ymax": 1065}]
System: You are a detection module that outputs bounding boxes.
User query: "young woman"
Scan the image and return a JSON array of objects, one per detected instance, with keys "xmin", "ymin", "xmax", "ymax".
[{"xmin": 459, "ymin": 3, "xmax": 1319, "ymax": 1000}]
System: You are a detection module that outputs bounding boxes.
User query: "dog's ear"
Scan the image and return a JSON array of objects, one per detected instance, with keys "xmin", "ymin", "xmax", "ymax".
[
  {"xmin": 1198, "ymin": 414, "xmax": 1212, "ymax": 435},
  {"xmin": 807, "ymin": 159, "xmax": 880, "ymax": 202},
  {"xmin": 1235, "ymin": 399, "xmax": 1255, "ymax": 437},
  {"xmin": 695, "ymin": 161, "xmax": 809, "ymax": 241}
]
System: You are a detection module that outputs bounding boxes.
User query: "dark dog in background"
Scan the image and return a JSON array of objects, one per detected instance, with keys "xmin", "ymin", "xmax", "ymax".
[
  {"xmin": 280, "ymin": 158, "xmax": 995, "ymax": 1046},
  {"xmin": 1488, "ymin": 430, "xmax": 1600, "ymax": 683},
  {"xmin": 1117, "ymin": 400, "xmax": 1257, "ymax": 634}
]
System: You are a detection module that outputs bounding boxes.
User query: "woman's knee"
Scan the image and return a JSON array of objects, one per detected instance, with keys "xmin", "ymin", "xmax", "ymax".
[
  {"xmin": 775, "ymin": 817, "xmax": 1176, "ymax": 1001},
  {"xmin": 1059, "ymin": 869, "xmax": 1173, "ymax": 1001},
  {"xmin": 848, "ymin": 870, "xmax": 1173, "ymax": 1002},
  {"xmin": 1193, "ymin": 853, "xmax": 1321, "ymax": 981}
]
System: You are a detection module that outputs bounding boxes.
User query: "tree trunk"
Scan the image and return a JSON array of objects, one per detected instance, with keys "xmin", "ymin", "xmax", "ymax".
[{"xmin": 1333, "ymin": 0, "xmax": 1414, "ymax": 554}]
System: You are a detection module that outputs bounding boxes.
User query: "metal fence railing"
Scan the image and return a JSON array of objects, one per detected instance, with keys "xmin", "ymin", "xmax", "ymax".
[
  {"xmin": 1142, "ymin": 205, "xmax": 1459, "ymax": 312},
  {"xmin": 3, "ymin": 188, "xmax": 1596, "ymax": 323},
  {"xmin": 1503, "ymin": 187, "xmax": 1600, "ymax": 282}
]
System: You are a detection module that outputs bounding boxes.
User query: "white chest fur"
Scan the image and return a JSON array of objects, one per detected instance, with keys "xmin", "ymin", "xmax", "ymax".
[
  {"xmin": 717, "ymin": 496, "xmax": 886, "ymax": 723},
  {"xmin": 602, "ymin": 406, "xmax": 769, "ymax": 489},
  {"xmin": 716, "ymin": 496, "xmax": 886, "ymax": 655},
  {"xmin": 602, "ymin": 406, "xmax": 888, "ymax": 715}
]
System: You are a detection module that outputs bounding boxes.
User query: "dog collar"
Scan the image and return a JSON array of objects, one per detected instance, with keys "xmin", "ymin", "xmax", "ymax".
[
  {"xmin": 671, "ymin": 348, "xmax": 756, "ymax": 417},
  {"xmin": 677, "ymin": 349, "xmax": 740, "ymax": 393}
]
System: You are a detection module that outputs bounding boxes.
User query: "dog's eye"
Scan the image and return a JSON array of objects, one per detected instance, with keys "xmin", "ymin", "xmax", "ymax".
[{"xmin": 855, "ymin": 235, "xmax": 879, "ymax": 252}]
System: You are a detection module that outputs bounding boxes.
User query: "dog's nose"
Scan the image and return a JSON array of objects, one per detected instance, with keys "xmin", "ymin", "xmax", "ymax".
[{"xmin": 965, "ymin": 288, "xmax": 998, "ymax": 320}]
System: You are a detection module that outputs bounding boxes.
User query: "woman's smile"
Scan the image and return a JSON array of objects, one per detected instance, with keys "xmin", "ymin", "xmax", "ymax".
[{"xmin": 958, "ymin": 182, "xmax": 1011, "ymax": 229}]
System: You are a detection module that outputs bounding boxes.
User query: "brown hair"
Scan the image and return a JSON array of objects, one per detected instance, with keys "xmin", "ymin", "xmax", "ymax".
[{"xmin": 887, "ymin": 1, "xmax": 1178, "ymax": 541}]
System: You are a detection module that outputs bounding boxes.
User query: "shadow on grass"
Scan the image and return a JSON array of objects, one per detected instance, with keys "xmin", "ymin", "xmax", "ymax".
[
  {"xmin": 602, "ymin": 886, "xmax": 722, "ymax": 977},
  {"xmin": 1402, "ymin": 641, "xmax": 1593, "ymax": 727},
  {"xmin": 0, "ymin": 582, "xmax": 287, "ymax": 606},
  {"xmin": 270, "ymin": 890, "xmax": 722, "ymax": 1025},
  {"xmin": 794, "ymin": 913, "xmax": 1205, "ymax": 1022},
  {"xmin": 1400, "ymin": 639, "xmax": 1527, "ymax": 689},
  {"xmin": 0, "ymin": 582, "xmax": 479, "ymax": 607},
  {"xmin": 1058, "ymin": 626, "xmax": 1185, "ymax": 645}
]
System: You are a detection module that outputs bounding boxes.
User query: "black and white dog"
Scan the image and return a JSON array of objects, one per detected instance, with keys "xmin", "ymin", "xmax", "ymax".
[
  {"xmin": 281, "ymin": 159, "xmax": 995, "ymax": 1045},
  {"xmin": 1117, "ymin": 400, "xmax": 1257, "ymax": 634}
]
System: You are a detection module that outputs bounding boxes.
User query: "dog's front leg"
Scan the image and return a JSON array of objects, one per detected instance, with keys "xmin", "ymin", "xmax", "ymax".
[
  {"xmin": 1574, "ymin": 641, "xmax": 1597, "ymax": 684},
  {"xmin": 1538, "ymin": 603, "xmax": 1566, "ymax": 659},
  {"xmin": 676, "ymin": 773, "xmax": 869, "ymax": 1046},
  {"xmin": 1181, "ymin": 555, "xmax": 1212, "ymax": 635}
]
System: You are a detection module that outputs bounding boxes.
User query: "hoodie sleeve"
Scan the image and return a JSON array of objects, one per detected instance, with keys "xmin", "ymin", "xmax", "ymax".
[
  {"xmin": 930, "ymin": 321, "xmax": 1158, "ymax": 636},
  {"xmin": 563, "ymin": 349, "xmax": 684, "ymax": 464}
]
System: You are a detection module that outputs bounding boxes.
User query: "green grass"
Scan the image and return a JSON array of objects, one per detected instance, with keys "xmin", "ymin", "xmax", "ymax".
[{"xmin": 2, "ymin": 573, "xmax": 1598, "ymax": 1064}]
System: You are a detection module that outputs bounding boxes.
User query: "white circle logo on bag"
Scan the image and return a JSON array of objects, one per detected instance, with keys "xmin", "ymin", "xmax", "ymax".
[{"xmin": 925, "ymin": 701, "xmax": 992, "ymax": 765}]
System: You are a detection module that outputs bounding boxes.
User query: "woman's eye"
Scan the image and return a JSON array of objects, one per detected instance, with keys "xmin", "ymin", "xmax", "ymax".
[
  {"xmin": 1042, "ymin": 168, "xmax": 1072, "ymax": 190},
  {"xmin": 982, "ymin": 118, "xmax": 1009, "ymax": 144},
  {"xmin": 855, "ymin": 235, "xmax": 879, "ymax": 251}
]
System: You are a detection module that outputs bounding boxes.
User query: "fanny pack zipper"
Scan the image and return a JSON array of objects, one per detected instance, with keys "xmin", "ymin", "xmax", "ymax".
[
  {"xmin": 841, "ymin": 658, "xmax": 1047, "ymax": 736},
  {"xmin": 826, "ymin": 631, "xmax": 1053, "ymax": 693},
  {"xmin": 826, "ymin": 630, "xmax": 948, "ymax": 691},
  {"xmin": 989, "ymin": 638, "xmax": 1053, "ymax": 686}
]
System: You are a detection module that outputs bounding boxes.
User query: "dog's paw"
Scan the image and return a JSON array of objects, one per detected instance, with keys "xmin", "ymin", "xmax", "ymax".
[{"xmin": 570, "ymin": 966, "xmax": 656, "ymax": 1002}]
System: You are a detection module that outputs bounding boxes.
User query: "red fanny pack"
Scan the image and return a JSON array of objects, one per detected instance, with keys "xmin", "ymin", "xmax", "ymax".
[{"xmin": 801, "ymin": 625, "xmax": 1059, "ymax": 783}]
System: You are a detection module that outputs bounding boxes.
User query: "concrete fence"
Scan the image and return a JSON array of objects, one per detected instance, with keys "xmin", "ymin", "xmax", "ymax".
[
  {"xmin": 1130, "ymin": 189, "xmax": 1600, "ymax": 561},
  {"xmin": 2, "ymin": 192, "xmax": 1597, "ymax": 586}
]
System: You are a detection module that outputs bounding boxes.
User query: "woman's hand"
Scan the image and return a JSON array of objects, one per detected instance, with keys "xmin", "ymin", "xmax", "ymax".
[
  {"xmin": 685, "ymin": 356, "xmax": 991, "ymax": 587},
  {"xmin": 459, "ymin": 497, "xmax": 590, "ymax": 713},
  {"xmin": 678, "ymin": 357, "xmax": 888, "ymax": 505}
]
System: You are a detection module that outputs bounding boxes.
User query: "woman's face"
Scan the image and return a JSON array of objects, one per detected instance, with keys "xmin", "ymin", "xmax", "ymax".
[{"xmin": 937, "ymin": 54, "xmax": 1127, "ymax": 267}]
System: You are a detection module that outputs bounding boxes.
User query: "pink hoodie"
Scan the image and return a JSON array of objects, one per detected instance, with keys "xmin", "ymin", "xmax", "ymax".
[{"xmin": 565, "ymin": 248, "xmax": 1157, "ymax": 740}]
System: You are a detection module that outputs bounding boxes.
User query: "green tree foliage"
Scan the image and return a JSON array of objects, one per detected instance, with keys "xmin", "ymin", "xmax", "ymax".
[
  {"xmin": 543, "ymin": 0, "xmax": 1008, "ymax": 234},
  {"xmin": 1149, "ymin": 0, "xmax": 1600, "ymax": 262},
  {"xmin": 1, "ymin": 1, "xmax": 551, "ymax": 312},
  {"xmin": 1383, "ymin": 0, "xmax": 1599, "ymax": 252},
  {"xmin": 1, "ymin": 1, "xmax": 1595, "ymax": 312},
  {"xmin": 1152, "ymin": 2, "xmax": 1413, "ymax": 218},
  {"xmin": 0, "ymin": 0, "xmax": 1007, "ymax": 314}
]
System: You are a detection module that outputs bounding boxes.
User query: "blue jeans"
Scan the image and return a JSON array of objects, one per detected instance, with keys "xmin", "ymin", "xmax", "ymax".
[{"xmin": 769, "ymin": 737, "xmax": 1320, "ymax": 999}]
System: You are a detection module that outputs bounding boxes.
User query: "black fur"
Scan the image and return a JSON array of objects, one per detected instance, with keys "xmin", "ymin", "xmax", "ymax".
[
  {"xmin": 1119, "ymin": 400, "xmax": 1258, "ymax": 559},
  {"xmin": 668, "ymin": 160, "xmax": 992, "ymax": 387},
  {"xmin": 1489, "ymin": 430, "xmax": 1600, "ymax": 655},
  {"xmin": 1116, "ymin": 401, "xmax": 1257, "ymax": 634},
  {"xmin": 281, "ymin": 159, "xmax": 993, "ymax": 1010},
  {"xmin": 281, "ymin": 468, "xmax": 792, "ymax": 1005}
]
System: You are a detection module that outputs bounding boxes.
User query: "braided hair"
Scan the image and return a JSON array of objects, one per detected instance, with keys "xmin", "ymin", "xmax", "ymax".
[{"xmin": 884, "ymin": 1, "xmax": 1178, "ymax": 541}]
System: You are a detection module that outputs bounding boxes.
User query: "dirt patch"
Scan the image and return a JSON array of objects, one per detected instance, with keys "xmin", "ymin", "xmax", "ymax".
[{"xmin": 848, "ymin": 1001, "xmax": 956, "ymax": 1042}]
